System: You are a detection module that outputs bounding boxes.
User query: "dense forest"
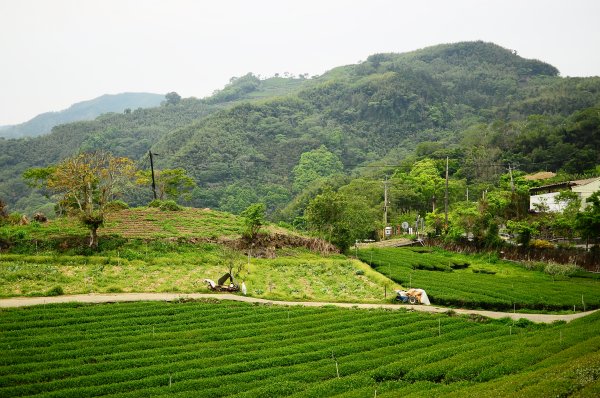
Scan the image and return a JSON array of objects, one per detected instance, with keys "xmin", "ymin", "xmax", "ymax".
[{"xmin": 1, "ymin": 41, "xmax": 599, "ymax": 244}]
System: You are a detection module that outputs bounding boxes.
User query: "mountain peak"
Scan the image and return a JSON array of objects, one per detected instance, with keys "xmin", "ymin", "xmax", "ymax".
[{"xmin": 0, "ymin": 92, "xmax": 164, "ymax": 139}]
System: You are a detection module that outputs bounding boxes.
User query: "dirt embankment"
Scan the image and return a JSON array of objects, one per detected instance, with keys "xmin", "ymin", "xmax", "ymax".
[{"xmin": 223, "ymin": 233, "xmax": 339, "ymax": 258}]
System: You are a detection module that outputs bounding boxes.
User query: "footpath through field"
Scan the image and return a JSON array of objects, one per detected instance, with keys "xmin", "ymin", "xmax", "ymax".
[{"xmin": 1, "ymin": 293, "xmax": 596, "ymax": 323}]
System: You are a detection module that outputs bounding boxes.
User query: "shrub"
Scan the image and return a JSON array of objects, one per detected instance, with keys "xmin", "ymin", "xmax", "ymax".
[
  {"xmin": 472, "ymin": 269, "xmax": 496, "ymax": 275},
  {"xmin": 32, "ymin": 213, "xmax": 48, "ymax": 222},
  {"xmin": 530, "ymin": 239, "xmax": 555, "ymax": 249},
  {"xmin": 544, "ymin": 263, "xmax": 581, "ymax": 277},
  {"xmin": 7, "ymin": 212, "xmax": 24, "ymax": 225},
  {"xmin": 46, "ymin": 286, "xmax": 64, "ymax": 296},
  {"xmin": 241, "ymin": 203, "xmax": 266, "ymax": 240},
  {"xmin": 148, "ymin": 199, "xmax": 161, "ymax": 208},
  {"xmin": 105, "ymin": 200, "xmax": 130, "ymax": 211}
]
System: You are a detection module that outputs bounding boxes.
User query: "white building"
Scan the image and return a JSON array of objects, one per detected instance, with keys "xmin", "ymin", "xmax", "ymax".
[{"xmin": 529, "ymin": 177, "xmax": 600, "ymax": 213}]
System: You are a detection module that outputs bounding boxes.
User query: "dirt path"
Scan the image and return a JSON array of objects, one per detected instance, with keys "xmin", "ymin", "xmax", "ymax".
[
  {"xmin": 356, "ymin": 238, "xmax": 416, "ymax": 249},
  {"xmin": 0, "ymin": 293, "xmax": 596, "ymax": 324}
]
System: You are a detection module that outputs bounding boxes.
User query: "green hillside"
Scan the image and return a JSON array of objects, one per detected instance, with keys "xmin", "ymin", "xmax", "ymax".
[
  {"xmin": 1, "ymin": 41, "xmax": 599, "ymax": 218},
  {"xmin": 1, "ymin": 300, "xmax": 599, "ymax": 397},
  {"xmin": 0, "ymin": 77, "xmax": 307, "ymax": 214},
  {"xmin": 0, "ymin": 93, "xmax": 164, "ymax": 139}
]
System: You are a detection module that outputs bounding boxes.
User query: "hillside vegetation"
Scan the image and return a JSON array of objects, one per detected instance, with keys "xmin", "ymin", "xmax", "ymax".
[
  {"xmin": 1, "ymin": 300, "xmax": 599, "ymax": 397},
  {"xmin": 2, "ymin": 41, "xmax": 600, "ymax": 217}
]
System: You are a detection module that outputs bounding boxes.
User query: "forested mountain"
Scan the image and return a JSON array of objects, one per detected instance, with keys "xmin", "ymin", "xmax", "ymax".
[
  {"xmin": 0, "ymin": 93, "xmax": 164, "ymax": 139},
  {"xmin": 1, "ymin": 41, "xmax": 599, "ymax": 218}
]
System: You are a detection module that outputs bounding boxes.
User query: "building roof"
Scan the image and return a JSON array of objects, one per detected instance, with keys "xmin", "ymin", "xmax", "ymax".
[{"xmin": 529, "ymin": 176, "xmax": 600, "ymax": 194}]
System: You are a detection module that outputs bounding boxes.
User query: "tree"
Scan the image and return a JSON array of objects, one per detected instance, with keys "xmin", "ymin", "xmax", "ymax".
[
  {"xmin": 447, "ymin": 201, "xmax": 480, "ymax": 240},
  {"xmin": 25, "ymin": 152, "xmax": 136, "ymax": 248},
  {"xmin": 576, "ymin": 191, "xmax": 600, "ymax": 249},
  {"xmin": 507, "ymin": 220, "xmax": 539, "ymax": 247},
  {"xmin": 305, "ymin": 189, "xmax": 378, "ymax": 252},
  {"xmin": 240, "ymin": 203, "xmax": 266, "ymax": 241},
  {"xmin": 165, "ymin": 92, "xmax": 181, "ymax": 106},
  {"xmin": 135, "ymin": 168, "xmax": 196, "ymax": 202},
  {"xmin": 550, "ymin": 190, "xmax": 581, "ymax": 239},
  {"xmin": 0, "ymin": 198, "xmax": 7, "ymax": 223},
  {"xmin": 292, "ymin": 146, "xmax": 343, "ymax": 192}
]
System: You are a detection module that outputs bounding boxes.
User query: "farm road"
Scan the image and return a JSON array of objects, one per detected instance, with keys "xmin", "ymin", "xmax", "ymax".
[{"xmin": 0, "ymin": 293, "xmax": 596, "ymax": 324}]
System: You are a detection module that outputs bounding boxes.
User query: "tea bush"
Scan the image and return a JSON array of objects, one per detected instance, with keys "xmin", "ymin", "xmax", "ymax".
[
  {"xmin": 0, "ymin": 301, "xmax": 598, "ymax": 397},
  {"xmin": 358, "ymin": 247, "xmax": 600, "ymax": 311}
]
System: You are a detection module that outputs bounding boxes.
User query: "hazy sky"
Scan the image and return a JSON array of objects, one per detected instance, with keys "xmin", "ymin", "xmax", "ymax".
[{"xmin": 1, "ymin": 0, "xmax": 599, "ymax": 125}]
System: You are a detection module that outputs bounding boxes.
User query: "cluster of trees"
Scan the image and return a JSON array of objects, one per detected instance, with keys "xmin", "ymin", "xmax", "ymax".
[
  {"xmin": 21, "ymin": 151, "xmax": 196, "ymax": 247},
  {"xmin": 295, "ymin": 157, "xmax": 600, "ymax": 252}
]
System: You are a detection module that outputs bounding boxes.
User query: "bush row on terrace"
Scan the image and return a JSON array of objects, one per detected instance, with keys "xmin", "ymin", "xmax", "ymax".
[
  {"xmin": 1, "ymin": 301, "xmax": 599, "ymax": 397},
  {"xmin": 358, "ymin": 247, "xmax": 600, "ymax": 311}
]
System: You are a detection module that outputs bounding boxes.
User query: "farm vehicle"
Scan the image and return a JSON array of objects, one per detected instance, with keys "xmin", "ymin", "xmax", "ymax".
[
  {"xmin": 203, "ymin": 272, "xmax": 240, "ymax": 292},
  {"xmin": 395, "ymin": 288, "xmax": 431, "ymax": 305}
]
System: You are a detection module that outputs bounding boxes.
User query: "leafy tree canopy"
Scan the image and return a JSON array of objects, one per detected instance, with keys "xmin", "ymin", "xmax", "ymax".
[
  {"xmin": 24, "ymin": 152, "xmax": 136, "ymax": 247},
  {"xmin": 292, "ymin": 145, "xmax": 343, "ymax": 192}
]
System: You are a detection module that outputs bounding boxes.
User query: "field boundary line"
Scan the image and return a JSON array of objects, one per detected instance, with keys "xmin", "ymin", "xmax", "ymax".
[{"xmin": 0, "ymin": 293, "xmax": 596, "ymax": 323}]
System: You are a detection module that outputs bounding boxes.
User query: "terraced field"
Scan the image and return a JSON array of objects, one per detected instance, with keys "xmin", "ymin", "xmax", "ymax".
[
  {"xmin": 358, "ymin": 247, "xmax": 600, "ymax": 312},
  {"xmin": 0, "ymin": 245, "xmax": 394, "ymax": 303},
  {"xmin": 1, "ymin": 300, "xmax": 599, "ymax": 397}
]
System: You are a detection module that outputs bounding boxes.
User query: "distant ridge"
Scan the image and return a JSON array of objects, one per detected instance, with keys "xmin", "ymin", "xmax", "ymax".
[{"xmin": 0, "ymin": 92, "xmax": 164, "ymax": 139}]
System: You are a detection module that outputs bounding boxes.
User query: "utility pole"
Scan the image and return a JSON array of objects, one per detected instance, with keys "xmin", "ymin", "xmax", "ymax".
[
  {"xmin": 444, "ymin": 156, "xmax": 449, "ymax": 227},
  {"xmin": 149, "ymin": 150, "xmax": 157, "ymax": 200},
  {"xmin": 383, "ymin": 175, "xmax": 389, "ymax": 235},
  {"xmin": 509, "ymin": 163, "xmax": 518, "ymax": 218}
]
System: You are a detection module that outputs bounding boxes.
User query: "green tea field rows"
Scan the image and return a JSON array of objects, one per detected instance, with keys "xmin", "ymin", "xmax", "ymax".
[
  {"xmin": 1, "ymin": 300, "xmax": 599, "ymax": 397},
  {"xmin": 358, "ymin": 247, "xmax": 600, "ymax": 311}
]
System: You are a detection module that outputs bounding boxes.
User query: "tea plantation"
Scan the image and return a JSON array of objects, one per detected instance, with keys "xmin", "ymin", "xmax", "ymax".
[
  {"xmin": 1, "ymin": 300, "xmax": 599, "ymax": 397},
  {"xmin": 358, "ymin": 247, "xmax": 600, "ymax": 312}
]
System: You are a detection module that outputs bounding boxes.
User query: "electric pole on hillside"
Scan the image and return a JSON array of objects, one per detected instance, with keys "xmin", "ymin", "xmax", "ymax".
[
  {"xmin": 383, "ymin": 175, "xmax": 389, "ymax": 226},
  {"xmin": 508, "ymin": 164, "xmax": 515, "ymax": 192},
  {"xmin": 148, "ymin": 150, "xmax": 158, "ymax": 200},
  {"xmin": 508, "ymin": 163, "xmax": 518, "ymax": 218}
]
